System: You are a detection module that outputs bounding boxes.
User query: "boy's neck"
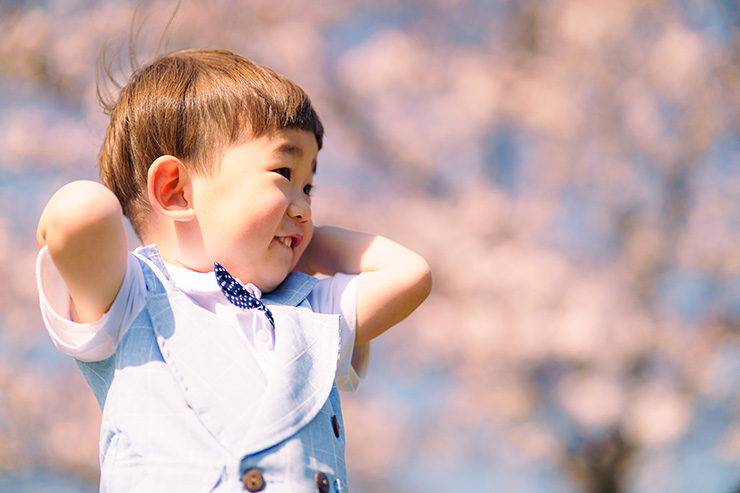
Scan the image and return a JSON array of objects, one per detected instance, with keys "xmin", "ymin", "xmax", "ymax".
[{"xmin": 141, "ymin": 220, "xmax": 210, "ymax": 274}]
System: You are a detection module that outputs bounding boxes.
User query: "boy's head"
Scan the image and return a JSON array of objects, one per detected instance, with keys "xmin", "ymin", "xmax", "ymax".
[{"xmin": 98, "ymin": 49, "xmax": 324, "ymax": 240}]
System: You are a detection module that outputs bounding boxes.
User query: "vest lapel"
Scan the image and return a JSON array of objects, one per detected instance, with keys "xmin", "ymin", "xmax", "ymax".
[
  {"xmin": 135, "ymin": 247, "xmax": 339, "ymax": 457},
  {"xmin": 237, "ymin": 304, "xmax": 339, "ymax": 455}
]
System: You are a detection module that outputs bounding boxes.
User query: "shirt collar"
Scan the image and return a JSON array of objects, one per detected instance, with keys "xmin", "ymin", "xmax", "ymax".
[
  {"xmin": 165, "ymin": 262, "xmax": 263, "ymax": 299},
  {"xmin": 135, "ymin": 244, "xmax": 316, "ymax": 306}
]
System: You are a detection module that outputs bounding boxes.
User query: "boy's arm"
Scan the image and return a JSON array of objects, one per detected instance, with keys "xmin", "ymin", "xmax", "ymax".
[
  {"xmin": 36, "ymin": 180, "xmax": 128, "ymax": 323},
  {"xmin": 298, "ymin": 225, "xmax": 432, "ymax": 346}
]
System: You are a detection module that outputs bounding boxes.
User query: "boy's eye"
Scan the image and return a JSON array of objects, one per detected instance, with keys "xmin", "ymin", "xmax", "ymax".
[
  {"xmin": 303, "ymin": 184, "xmax": 313, "ymax": 197},
  {"xmin": 274, "ymin": 168, "xmax": 291, "ymax": 180}
]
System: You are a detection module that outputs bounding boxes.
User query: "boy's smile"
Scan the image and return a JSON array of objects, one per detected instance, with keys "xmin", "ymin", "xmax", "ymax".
[
  {"xmin": 184, "ymin": 128, "xmax": 318, "ymax": 292},
  {"xmin": 276, "ymin": 234, "xmax": 303, "ymax": 249}
]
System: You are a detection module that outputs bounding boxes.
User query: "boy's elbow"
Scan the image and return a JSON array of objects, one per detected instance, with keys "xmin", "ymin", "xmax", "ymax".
[
  {"xmin": 409, "ymin": 256, "xmax": 433, "ymax": 307},
  {"xmin": 355, "ymin": 257, "xmax": 432, "ymax": 346},
  {"xmin": 39, "ymin": 181, "xmax": 123, "ymax": 254},
  {"xmin": 420, "ymin": 259, "xmax": 433, "ymax": 298}
]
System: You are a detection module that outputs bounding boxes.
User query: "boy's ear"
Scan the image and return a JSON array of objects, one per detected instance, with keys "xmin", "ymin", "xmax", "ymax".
[{"xmin": 147, "ymin": 155, "xmax": 195, "ymax": 221}]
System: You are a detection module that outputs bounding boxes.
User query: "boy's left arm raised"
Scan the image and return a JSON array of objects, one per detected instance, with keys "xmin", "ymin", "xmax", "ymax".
[
  {"xmin": 36, "ymin": 180, "xmax": 129, "ymax": 324},
  {"xmin": 299, "ymin": 225, "xmax": 432, "ymax": 346}
]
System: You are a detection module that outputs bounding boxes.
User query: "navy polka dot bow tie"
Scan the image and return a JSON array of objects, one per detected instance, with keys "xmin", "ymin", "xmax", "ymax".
[{"xmin": 214, "ymin": 262, "xmax": 275, "ymax": 328}]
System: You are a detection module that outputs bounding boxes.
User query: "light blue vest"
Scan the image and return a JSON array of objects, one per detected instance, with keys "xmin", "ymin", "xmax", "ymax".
[{"xmin": 77, "ymin": 246, "xmax": 348, "ymax": 492}]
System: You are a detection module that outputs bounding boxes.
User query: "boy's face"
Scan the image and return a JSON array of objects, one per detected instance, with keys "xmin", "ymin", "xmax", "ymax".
[{"xmin": 188, "ymin": 129, "xmax": 317, "ymax": 292}]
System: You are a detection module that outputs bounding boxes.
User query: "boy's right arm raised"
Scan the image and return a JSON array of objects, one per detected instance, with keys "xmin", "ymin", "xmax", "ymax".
[{"xmin": 36, "ymin": 180, "xmax": 128, "ymax": 324}]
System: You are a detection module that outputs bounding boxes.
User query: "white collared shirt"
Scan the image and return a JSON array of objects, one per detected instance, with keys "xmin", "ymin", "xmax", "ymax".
[{"xmin": 36, "ymin": 248, "xmax": 369, "ymax": 392}]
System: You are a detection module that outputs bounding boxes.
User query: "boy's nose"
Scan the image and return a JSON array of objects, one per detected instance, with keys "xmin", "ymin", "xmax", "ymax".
[{"xmin": 288, "ymin": 195, "xmax": 311, "ymax": 221}]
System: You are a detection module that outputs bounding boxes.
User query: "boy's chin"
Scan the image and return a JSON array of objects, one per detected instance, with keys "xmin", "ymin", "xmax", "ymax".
[{"xmin": 259, "ymin": 271, "xmax": 292, "ymax": 294}]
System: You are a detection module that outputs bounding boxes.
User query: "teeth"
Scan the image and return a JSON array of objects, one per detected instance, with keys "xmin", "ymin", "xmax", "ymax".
[{"xmin": 278, "ymin": 236, "xmax": 292, "ymax": 248}]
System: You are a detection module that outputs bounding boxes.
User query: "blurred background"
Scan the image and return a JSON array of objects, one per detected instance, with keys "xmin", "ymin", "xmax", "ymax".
[{"xmin": 2, "ymin": 0, "xmax": 740, "ymax": 491}]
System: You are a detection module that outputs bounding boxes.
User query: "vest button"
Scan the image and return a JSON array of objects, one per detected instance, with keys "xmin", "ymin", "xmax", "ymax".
[
  {"xmin": 315, "ymin": 471, "xmax": 330, "ymax": 493},
  {"xmin": 331, "ymin": 415, "xmax": 341, "ymax": 438},
  {"xmin": 241, "ymin": 468, "xmax": 265, "ymax": 492}
]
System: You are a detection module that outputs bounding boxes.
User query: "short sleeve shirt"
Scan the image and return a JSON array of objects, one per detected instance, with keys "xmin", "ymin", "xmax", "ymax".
[{"xmin": 36, "ymin": 247, "xmax": 369, "ymax": 392}]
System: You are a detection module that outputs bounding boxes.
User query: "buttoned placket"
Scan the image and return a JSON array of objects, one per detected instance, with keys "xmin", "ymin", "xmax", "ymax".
[
  {"xmin": 239, "ymin": 282, "xmax": 276, "ymax": 354},
  {"xmin": 250, "ymin": 311, "xmax": 276, "ymax": 352}
]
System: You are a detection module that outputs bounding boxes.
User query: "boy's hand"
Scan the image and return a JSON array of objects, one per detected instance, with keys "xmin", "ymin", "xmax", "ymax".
[
  {"xmin": 299, "ymin": 225, "xmax": 432, "ymax": 346},
  {"xmin": 37, "ymin": 180, "xmax": 128, "ymax": 323}
]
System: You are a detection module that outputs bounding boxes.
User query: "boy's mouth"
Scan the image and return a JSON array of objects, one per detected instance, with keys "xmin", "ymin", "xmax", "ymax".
[{"xmin": 276, "ymin": 235, "xmax": 302, "ymax": 249}]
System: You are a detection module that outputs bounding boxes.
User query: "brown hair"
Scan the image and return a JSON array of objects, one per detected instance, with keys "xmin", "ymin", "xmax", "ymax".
[{"xmin": 98, "ymin": 48, "xmax": 324, "ymax": 239}]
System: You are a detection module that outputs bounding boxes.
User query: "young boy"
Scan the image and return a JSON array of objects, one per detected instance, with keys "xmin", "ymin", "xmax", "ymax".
[{"xmin": 35, "ymin": 49, "xmax": 431, "ymax": 492}]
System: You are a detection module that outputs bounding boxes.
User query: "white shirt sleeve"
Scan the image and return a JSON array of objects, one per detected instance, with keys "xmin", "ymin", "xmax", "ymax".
[
  {"xmin": 35, "ymin": 246, "xmax": 147, "ymax": 362},
  {"xmin": 306, "ymin": 273, "xmax": 370, "ymax": 393}
]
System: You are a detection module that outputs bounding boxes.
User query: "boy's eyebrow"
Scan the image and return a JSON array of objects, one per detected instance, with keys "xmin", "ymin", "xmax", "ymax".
[
  {"xmin": 275, "ymin": 142, "xmax": 304, "ymax": 157},
  {"xmin": 274, "ymin": 141, "xmax": 318, "ymax": 173}
]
